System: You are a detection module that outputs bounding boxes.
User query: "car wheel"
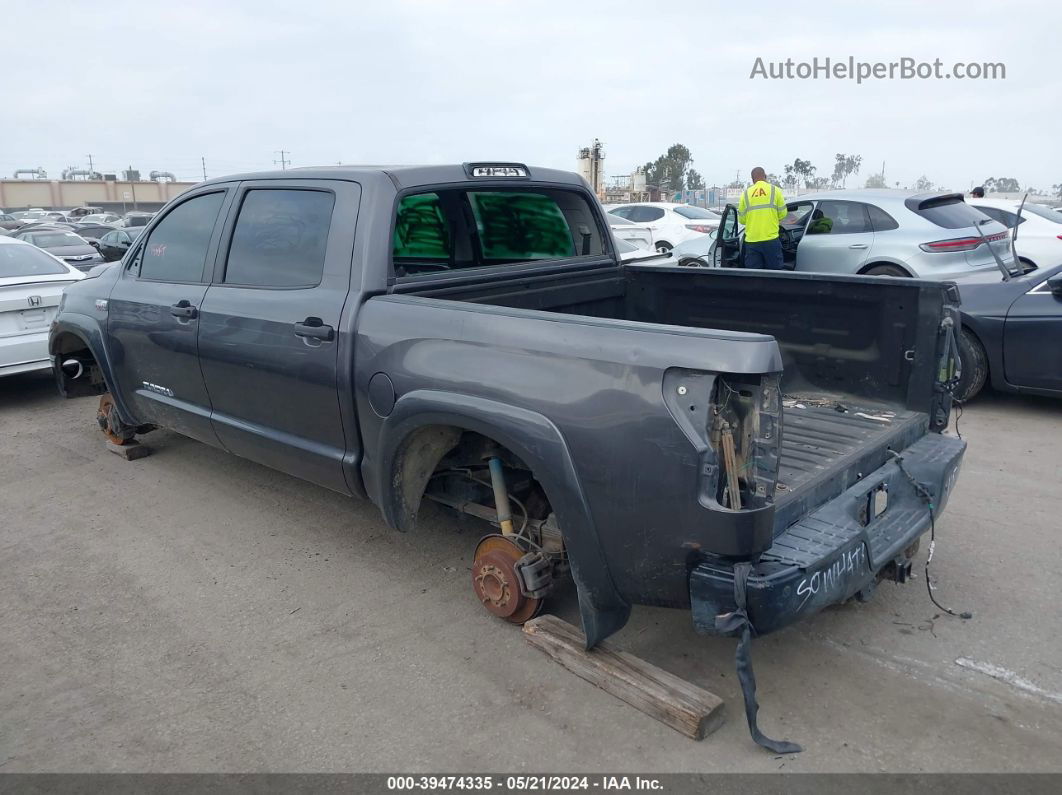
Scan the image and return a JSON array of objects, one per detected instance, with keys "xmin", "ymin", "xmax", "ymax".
[
  {"xmin": 655, "ymin": 241, "xmax": 673, "ymax": 253},
  {"xmin": 954, "ymin": 328, "xmax": 988, "ymax": 402},
  {"xmin": 678, "ymin": 257, "xmax": 706, "ymax": 268},
  {"xmin": 863, "ymin": 263, "xmax": 910, "ymax": 277}
]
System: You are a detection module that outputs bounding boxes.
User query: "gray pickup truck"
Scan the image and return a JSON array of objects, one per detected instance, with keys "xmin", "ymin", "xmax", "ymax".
[{"xmin": 49, "ymin": 163, "xmax": 965, "ymax": 746}]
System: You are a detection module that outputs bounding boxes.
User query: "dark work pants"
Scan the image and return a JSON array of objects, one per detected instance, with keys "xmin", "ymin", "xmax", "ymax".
[{"xmin": 744, "ymin": 238, "xmax": 783, "ymax": 270}]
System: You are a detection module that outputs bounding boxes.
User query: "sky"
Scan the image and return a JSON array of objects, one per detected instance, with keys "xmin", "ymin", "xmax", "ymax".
[{"xmin": 2, "ymin": 0, "xmax": 1060, "ymax": 193}]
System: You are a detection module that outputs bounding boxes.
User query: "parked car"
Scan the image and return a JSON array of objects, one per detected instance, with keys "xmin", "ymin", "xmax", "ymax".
[
  {"xmin": 967, "ymin": 198, "xmax": 1062, "ymax": 272},
  {"xmin": 71, "ymin": 223, "xmax": 120, "ymax": 244},
  {"xmin": 0, "ymin": 214, "xmax": 21, "ymax": 231},
  {"xmin": 14, "ymin": 228, "xmax": 105, "ymax": 271},
  {"xmin": 715, "ymin": 190, "xmax": 1015, "ymax": 278},
  {"xmin": 79, "ymin": 213, "xmax": 121, "ymax": 225},
  {"xmin": 670, "ymin": 229, "xmax": 718, "ymax": 267},
  {"xmin": 11, "ymin": 210, "xmax": 52, "ymax": 226},
  {"xmin": 605, "ymin": 202, "xmax": 719, "ymax": 252},
  {"xmin": 0, "ymin": 236, "xmax": 85, "ymax": 377},
  {"xmin": 950, "ymin": 263, "xmax": 1062, "ymax": 401},
  {"xmin": 119, "ymin": 211, "xmax": 155, "ymax": 228},
  {"xmin": 606, "ymin": 212, "xmax": 653, "ymax": 250},
  {"xmin": 50, "ymin": 164, "xmax": 965, "ymax": 750},
  {"xmin": 67, "ymin": 206, "xmax": 104, "ymax": 220},
  {"xmin": 96, "ymin": 227, "xmax": 142, "ymax": 261}
]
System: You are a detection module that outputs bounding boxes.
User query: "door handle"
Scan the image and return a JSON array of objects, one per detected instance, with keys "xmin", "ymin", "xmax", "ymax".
[
  {"xmin": 293, "ymin": 317, "xmax": 335, "ymax": 341},
  {"xmin": 170, "ymin": 300, "xmax": 198, "ymax": 319},
  {"xmin": 848, "ymin": 243, "xmax": 869, "ymax": 250}
]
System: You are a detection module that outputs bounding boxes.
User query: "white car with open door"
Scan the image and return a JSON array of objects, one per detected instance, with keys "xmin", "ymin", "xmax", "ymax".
[
  {"xmin": 605, "ymin": 203, "xmax": 719, "ymax": 252},
  {"xmin": 967, "ymin": 198, "xmax": 1062, "ymax": 272},
  {"xmin": 0, "ymin": 236, "xmax": 85, "ymax": 377}
]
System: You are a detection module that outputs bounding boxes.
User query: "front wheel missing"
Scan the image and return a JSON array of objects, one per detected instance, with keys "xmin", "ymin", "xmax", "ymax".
[{"xmin": 97, "ymin": 393, "xmax": 135, "ymax": 445}]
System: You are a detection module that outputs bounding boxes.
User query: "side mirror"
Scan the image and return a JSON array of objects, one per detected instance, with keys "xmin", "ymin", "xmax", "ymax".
[
  {"xmin": 88, "ymin": 240, "xmax": 100, "ymax": 249},
  {"xmin": 1047, "ymin": 274, "xmax": 1062, "ymax": 297}
]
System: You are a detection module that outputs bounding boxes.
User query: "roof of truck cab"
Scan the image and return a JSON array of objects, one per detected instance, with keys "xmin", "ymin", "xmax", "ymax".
[{"xmin": 196, "ymin": 164, "xmax": 586, "ymax": 190}]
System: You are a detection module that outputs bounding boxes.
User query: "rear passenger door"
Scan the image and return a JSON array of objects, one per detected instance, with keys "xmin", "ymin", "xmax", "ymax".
[
  {"xmin": 196, "ymin": 180, "xmax": 360, "ymax": 493},
  {"xmin": 794, "ymin": 200, "xmax": 874, "ymax": 273}
]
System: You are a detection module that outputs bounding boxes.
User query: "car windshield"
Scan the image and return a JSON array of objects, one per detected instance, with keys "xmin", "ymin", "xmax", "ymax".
[
  {"xmin": 0, "ymin": 244, "xmax": 69, "ymax": 277},
  {"xmin": 27, "ymin": 232, "xmax": 85, "ymax": 247},
  {"xmin": 673, "ymin": 206, "xmax": 720, "ymax": 220},
  {"xmin": 1021, "ymin": 203, "xmax": 1062, "ymax": 224}
]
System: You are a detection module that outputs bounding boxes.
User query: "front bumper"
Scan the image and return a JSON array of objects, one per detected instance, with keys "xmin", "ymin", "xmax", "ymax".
[{"xmin": 690, "ymin": 433, "xmax": 965, "ymax": 636}]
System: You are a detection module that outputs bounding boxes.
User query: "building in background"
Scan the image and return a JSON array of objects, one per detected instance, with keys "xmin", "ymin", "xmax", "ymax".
[
  {"xmin": 1, "ymin": 172, "xmax": 196, "ymax": 213},
  {"xmin": 576, "ymin": 139, "xmax": 605, "ymax": 198}
]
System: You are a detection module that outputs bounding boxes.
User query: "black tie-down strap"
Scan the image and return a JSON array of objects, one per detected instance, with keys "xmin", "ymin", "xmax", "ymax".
[{"xmin": 715, "ymin": 562, "xmax": 803, "ymax": 754}]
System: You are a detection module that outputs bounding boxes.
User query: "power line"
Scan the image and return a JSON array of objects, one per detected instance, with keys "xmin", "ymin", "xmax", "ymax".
[{"xmin": 274, "ymin": 150, "xmax": 290, "ymax": 170}]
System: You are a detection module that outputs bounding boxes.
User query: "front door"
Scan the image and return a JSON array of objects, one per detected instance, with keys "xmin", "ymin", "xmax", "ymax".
[
  {"xmin": 1003, "ymin": 273, "xmax": 1062, "ymax": 392},
  {"xmin": 106, "ymin": 188, "xmax": 231, "ymax": 443},
  {"xmin": 196, "ymin": 180, "xmax": 360, "ymax": 493},
  {"xmin": 795, "ymin": 199, "xmax": 875, "ymax": 273},
  {"xmin": 713, "ymin": 204, "xmax": 742, "ymax": 268}
]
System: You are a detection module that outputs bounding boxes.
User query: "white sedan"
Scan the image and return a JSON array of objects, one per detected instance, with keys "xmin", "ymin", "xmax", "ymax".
[
  {"xmin": 606, "ymin": 213, "xmax": 653, "ymax": 250},
  {"xmin": 604, "ymin": 202, "xmax": 720, "ymax": 253},
  {"xmin": 0, "ymin": 236, "xmax": 85, "ymax": 377},
  {"xmin": 968, "ymin": 198, "xmax": 1062, "ymax": 271}
]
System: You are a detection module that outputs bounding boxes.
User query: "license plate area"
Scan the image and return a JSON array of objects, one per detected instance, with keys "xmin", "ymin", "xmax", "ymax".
[{"xmin": 858, "ymin": 482, "xmax": 889, "ymax": 526}]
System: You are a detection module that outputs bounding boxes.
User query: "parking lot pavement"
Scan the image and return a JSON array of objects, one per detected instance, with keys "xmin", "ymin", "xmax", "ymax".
[{"xmin": 1, "ymin": 370, "xmax": 1061, "ymax": 773}]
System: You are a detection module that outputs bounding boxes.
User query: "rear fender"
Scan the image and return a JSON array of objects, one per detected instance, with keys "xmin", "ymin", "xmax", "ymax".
[{"xmin": 373, "ymin": 389, "xmax": 631, "ymax": 647}]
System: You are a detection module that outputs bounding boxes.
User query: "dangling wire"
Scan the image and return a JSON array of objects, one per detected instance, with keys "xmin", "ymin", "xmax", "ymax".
[{"xmin": 887, "ymin": 450, "xmax": 972, "ymax": 620}]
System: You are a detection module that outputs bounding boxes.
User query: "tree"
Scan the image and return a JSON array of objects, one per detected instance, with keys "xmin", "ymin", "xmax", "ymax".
[
  {"xmin": 1052, "ymin": 183, "xmax": 1062, "ymax": 199},
  {"xmin": 687, "ymin": 168, "xmax": 704, "ymax": 190},
  {"xmin": 865, "ymin": 173, "xmax": 887, "ymax": 189},
  {"xmin": 782, "ymin": 165, "xmax": 798, "ymax": 190},
  {"xmin": 831, "ymin": 154, "xmax": 863, "ymax": 188},
  {"xmin": 643, "ymin": 144, "xmax": 694, "ymax": 192},
  {"xmin": 914, "ymin": 175, "xmax": 934, "ymax": 191},
  {"xmin": 984, "ymin": 176, "xmax": 1021, "ymax": 193},
  {"xmin": 806, "ymin": 176, "xmax": 831, "ymax": 190},
  {"xmin": 765, "ymin": 173, "xmax": 781, "ymax": 186}
]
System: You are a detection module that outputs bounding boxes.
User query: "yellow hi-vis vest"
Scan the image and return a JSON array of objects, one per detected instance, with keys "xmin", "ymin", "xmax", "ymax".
[{"xmin": 737, "ymin": 181, "xmax": 787, "ymax": 242}]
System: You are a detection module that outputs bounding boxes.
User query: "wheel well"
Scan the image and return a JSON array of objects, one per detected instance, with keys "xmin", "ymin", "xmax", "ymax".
[
  {"xmin": 858, "ymin": 261, "xmax": 912, "ymax": 276},
  {"xmin": 390, "ymin": 425, "xmax": 555, "ymax": 536},
  {"xmin": 50, "ymin": 332, "xmax": 107, "ymax": 397}
]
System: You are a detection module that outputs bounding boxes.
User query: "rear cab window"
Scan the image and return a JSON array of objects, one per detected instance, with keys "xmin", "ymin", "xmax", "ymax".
[{"xmin": 393, "ymin": 186, "xmax": 604, "ymax": 277}]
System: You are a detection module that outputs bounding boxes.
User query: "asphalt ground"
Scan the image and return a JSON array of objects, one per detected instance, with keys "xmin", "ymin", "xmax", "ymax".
[{"xmin": 2, "ymin": 371, "xmax": 1060, "ymax": 772}]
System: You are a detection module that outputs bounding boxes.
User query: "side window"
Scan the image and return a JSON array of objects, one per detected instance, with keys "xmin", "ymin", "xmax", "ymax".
[
  {"xmin": 224, "ymin": 189, "xmax": 334, "ymax": 288},
  {"xmin": 783, "ymin": 201, "xmax": 815, "ymax": 228},
  {"xmin": 140, "ymin": 192, "xmax": 225, "ymax": 282},
  {"xmin": 973, "ymin": 206, "xmax": 1022, "ymax": 228},
  {"xmin": 629, "ymin": 206, "xmax": 665, "ymax": 222},
  {"xmin": 808, "ymin": 200, "xmax": 872, "ymax": 235},
  {"xmin": 394, "ymin": 193, "xmax": 450, "ymax": 260},
  {"xmin": 100, "ymin": 231, "xmax": 116, "ymax": 245},
  {"xmin": 866, "ymin": 204, "xmax": 900, "ymax": 232}
]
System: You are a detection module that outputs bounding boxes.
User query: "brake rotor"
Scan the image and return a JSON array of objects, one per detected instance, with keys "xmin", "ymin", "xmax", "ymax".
[
  {"xmin": 96, "ymin": 393, "xmax": 128, "ymax": 445},
  {"xmin": 471, "ymin": 534, "xmax": 542, "ymax": 624}
]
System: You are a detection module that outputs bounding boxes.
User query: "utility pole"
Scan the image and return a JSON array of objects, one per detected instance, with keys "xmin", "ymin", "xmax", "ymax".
[
  {"xmin": 129, "ymin": 165, "xmax": 137, "ymax": 210},
  {"xmin": 274, "ymin": 150, "xmax": 290, "ymax": 170},
  {"xmin": 86, "ymin": 154, "xmax": 95, "ymax": 177},
  {"xmin": 201, "ymin": 156, "xmax": 207, "ymax": 181}
]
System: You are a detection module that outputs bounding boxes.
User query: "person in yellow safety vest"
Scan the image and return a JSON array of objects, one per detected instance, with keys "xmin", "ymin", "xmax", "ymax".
[{"xmin": 737, "ymin": 167, "xmax": 787, "ymax": 270}]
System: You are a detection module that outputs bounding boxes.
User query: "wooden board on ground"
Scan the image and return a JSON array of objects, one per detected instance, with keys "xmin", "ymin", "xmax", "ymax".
[
  {"xmin": 106, "ymin": 440, "xmax": 151, "ymax": 460},
  {"xmin": 523, "ymin": 614, "xmax": 725, "ymax": 740}
]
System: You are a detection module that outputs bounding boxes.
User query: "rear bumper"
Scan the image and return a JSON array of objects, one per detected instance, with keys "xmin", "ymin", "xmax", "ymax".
[
  {"xmin": 0, "ymin": 330, "xmax": 51, "ymax": 377},
  {"xmin": 690, "ymin": 433, "xmax": 965, "ymax": 636}
]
